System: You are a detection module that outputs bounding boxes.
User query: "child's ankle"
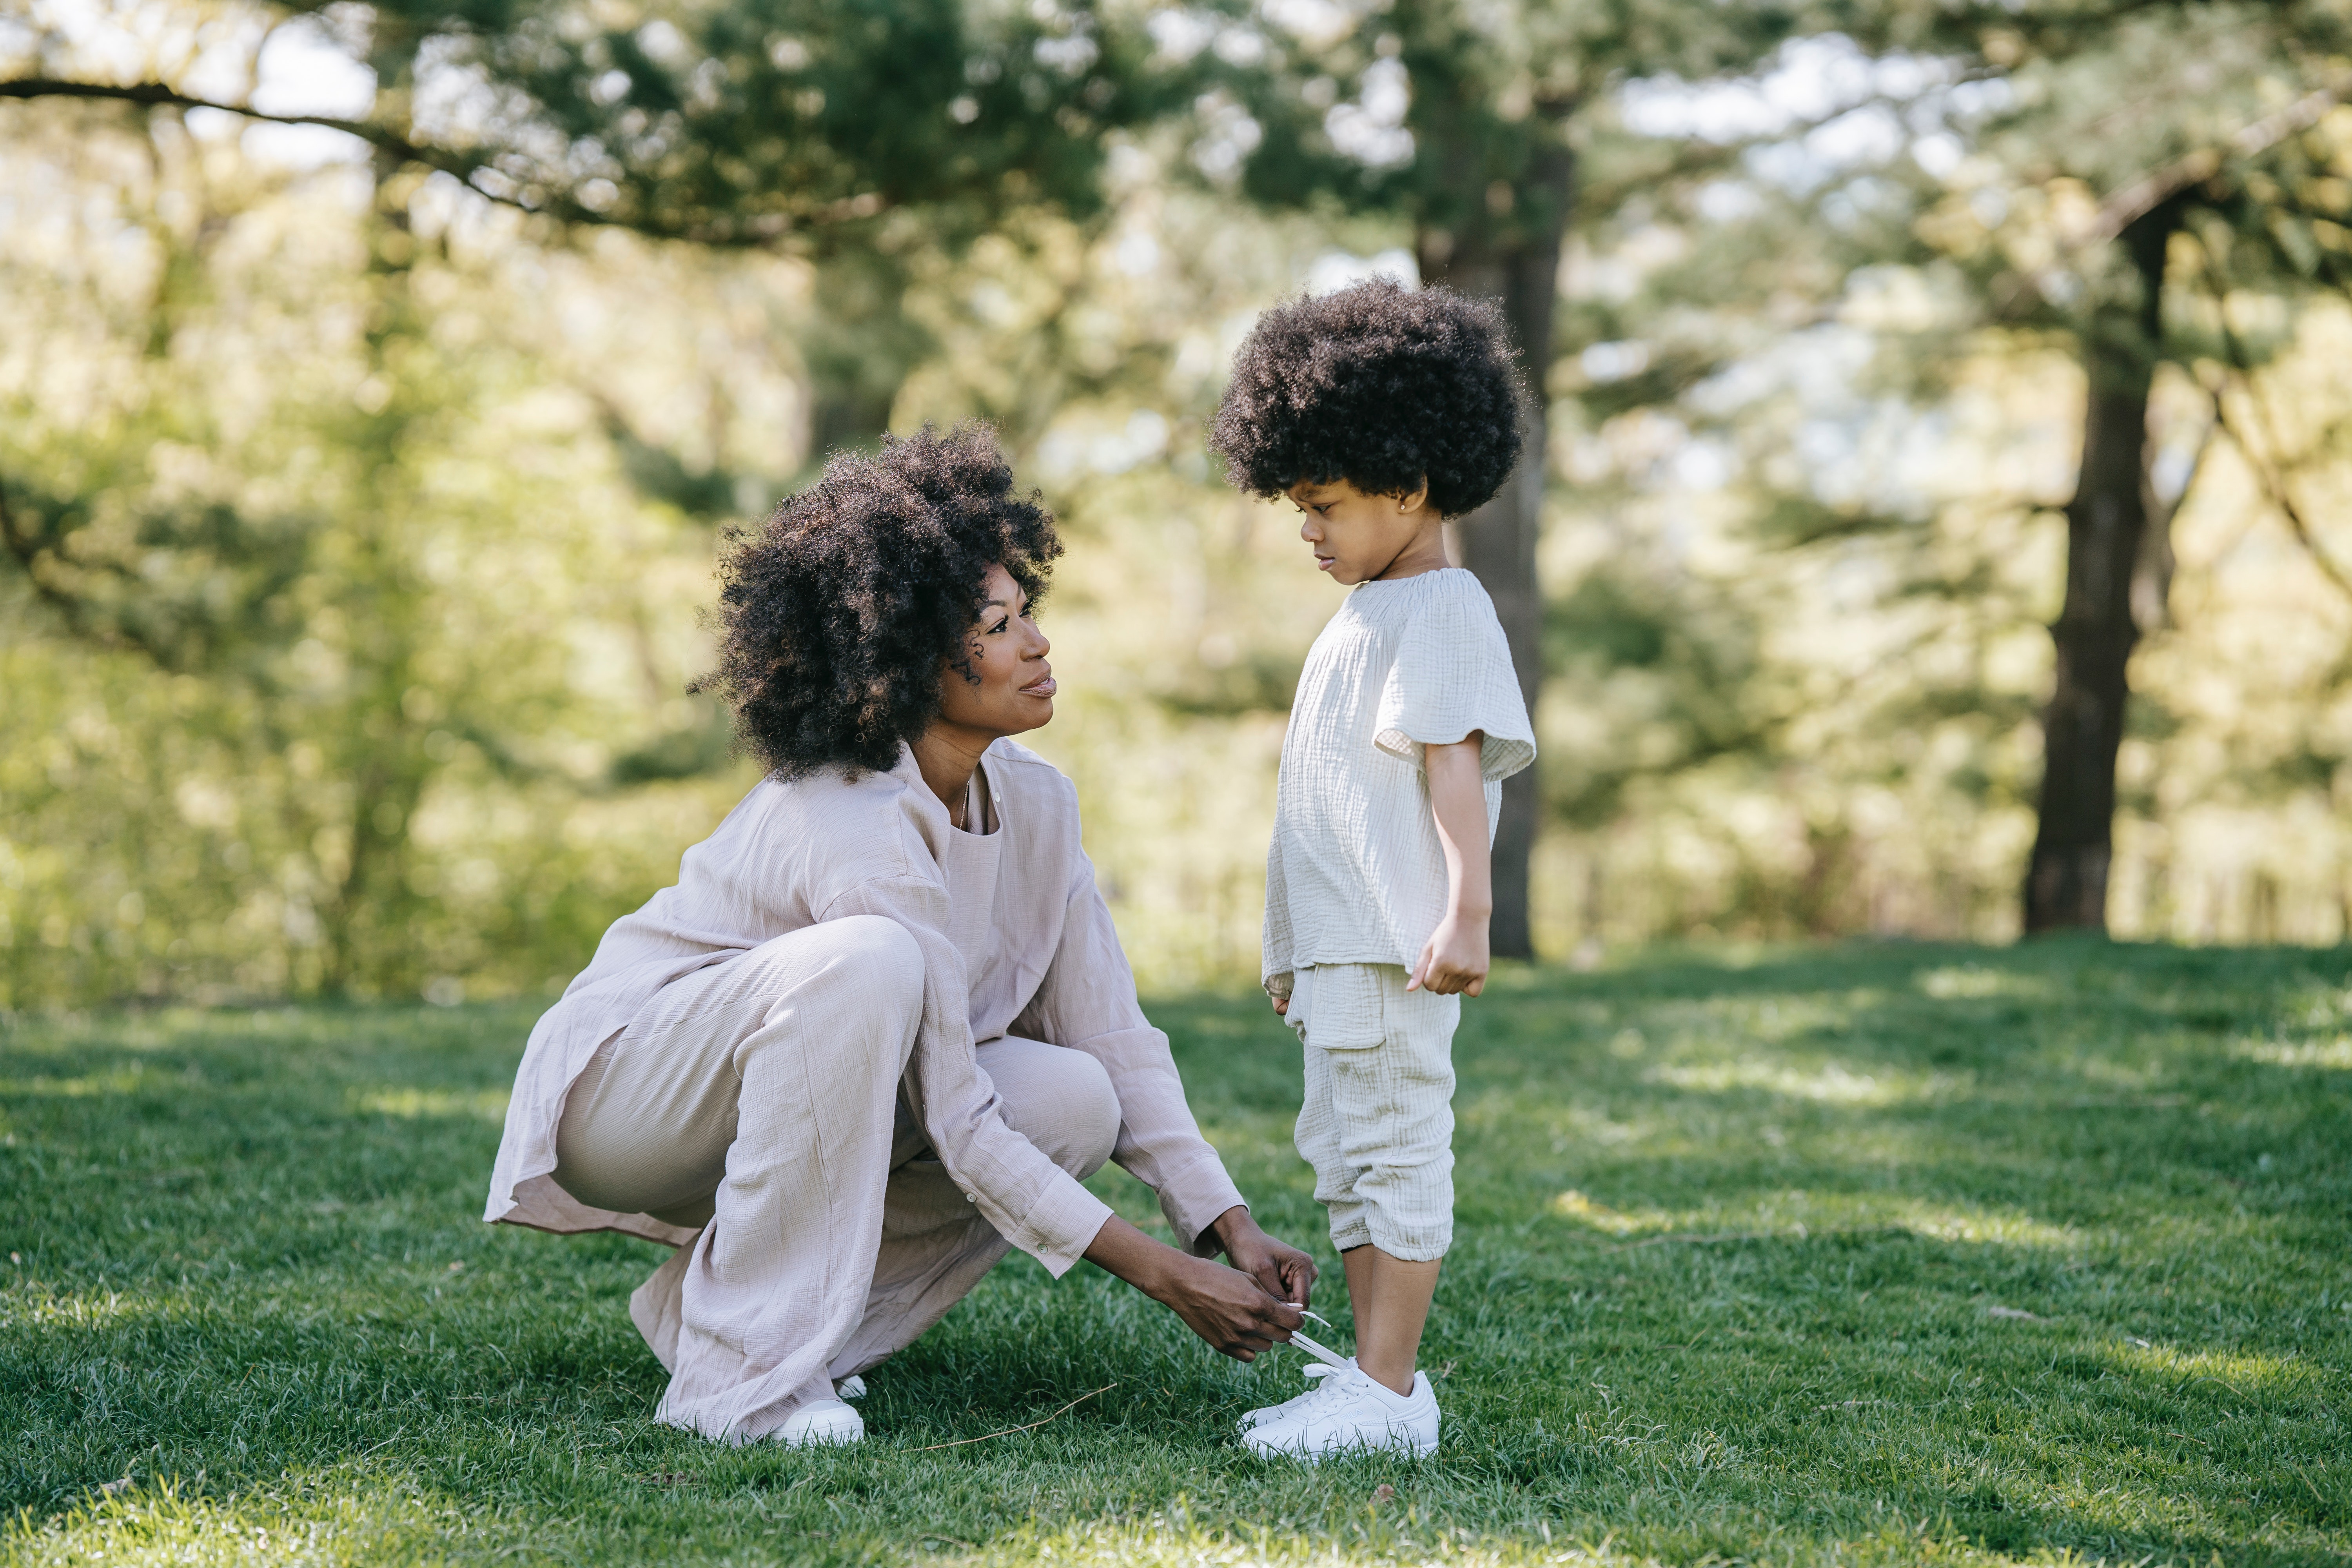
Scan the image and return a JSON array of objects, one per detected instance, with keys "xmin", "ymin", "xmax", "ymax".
[{"xmin": 1357, "ymin": 1357, "xmax": 1418, "ymax": 1397}]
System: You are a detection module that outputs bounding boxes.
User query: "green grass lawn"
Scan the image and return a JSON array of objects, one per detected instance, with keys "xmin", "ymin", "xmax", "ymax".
[{"xmin": 4, "ymin": 939, "xmax": 2348, "ymax": 1566}]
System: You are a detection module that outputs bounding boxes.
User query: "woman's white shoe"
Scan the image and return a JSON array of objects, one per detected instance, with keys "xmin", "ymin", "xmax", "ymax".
[{"xmin": 771, "ymin": 1397, "xmax": 865, "ymax": 1446}]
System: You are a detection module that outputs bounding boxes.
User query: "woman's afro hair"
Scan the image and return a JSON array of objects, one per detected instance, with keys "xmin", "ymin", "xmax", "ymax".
[
  {"xmin": 1207, "ymin": 278, "xmax": 1526, "ymax": 517},
  {"xmin": 692, "ymin": 422, "xmax": 1060, "ymax": 779}
]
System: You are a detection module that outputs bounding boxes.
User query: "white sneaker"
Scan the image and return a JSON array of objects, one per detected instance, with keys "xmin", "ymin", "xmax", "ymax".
[
  {"xmin": 770, "ymin": 1397, "xmax": 864, "ymax": 1447},
  {"xmin": 834, "ymin": 1375, "xmax": 867, "ymax": 1400},
  {"xmin": 1241, "ymin": 1367, "xmax": 1439, "ymax": 1461},
  {"xmin": 1238, "ymin": 1358, "xmax": 1356, "ymax": 1432}
]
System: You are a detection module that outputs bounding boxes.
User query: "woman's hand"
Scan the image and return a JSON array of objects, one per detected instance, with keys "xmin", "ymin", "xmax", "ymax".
[
  {"xmin": 1083, "ymin": 1214, "xmax": 1303, "ymax": 1361},
  {"xmin": 1159, "ymin": 1254, "xmax": 1305, "ymax": 1361},
  {"xmin": 1210, "ymin": 1205, "xmax": 1318, "ymax": 1306}
]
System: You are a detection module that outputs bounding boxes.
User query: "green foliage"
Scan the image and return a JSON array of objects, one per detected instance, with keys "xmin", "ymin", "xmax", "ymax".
[
  {"xmin": 4, "ymin": 0, "xmax": 1199, "ymax": 250},
  {"xmin": 11, "ymin": 0, "xmax": 2352, "ymax": 996},
  {"xmin": 0, "ymin": 105, "xmax": 764, "ymax": 1005},
  {"xmin": 5, "ymin": 942, "xmax": 2350, "ymax": 1563}
]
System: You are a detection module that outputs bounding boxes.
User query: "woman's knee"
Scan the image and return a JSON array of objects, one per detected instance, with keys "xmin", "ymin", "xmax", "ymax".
[
  {"xmin": 982, "ymin": 1040, "xmax": 1120, "ymax": 1179},
  {"xmin": 743, "ymin": 915, "xmax": 924, "ymax": 1030}
]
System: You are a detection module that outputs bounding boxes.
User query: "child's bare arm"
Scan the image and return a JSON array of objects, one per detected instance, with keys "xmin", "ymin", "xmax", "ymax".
[{"xmin": 1412, "ymin": 733, "xmax": 1491, "ymax": 996}]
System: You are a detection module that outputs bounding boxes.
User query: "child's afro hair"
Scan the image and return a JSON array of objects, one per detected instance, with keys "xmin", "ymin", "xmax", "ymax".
[
  {"xmin": 692, "ymin": 422, "xmax": 1061, "ymax": 779},
  {"xmin": 1208, "ymin": 278, "xmax": 1526, "ymax": 517}
]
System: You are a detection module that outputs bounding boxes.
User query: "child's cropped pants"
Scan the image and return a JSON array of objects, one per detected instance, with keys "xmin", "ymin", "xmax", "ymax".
[{"xmin": 1285, "ymin": 962, "xmax": 1459, "ymax": 1262}]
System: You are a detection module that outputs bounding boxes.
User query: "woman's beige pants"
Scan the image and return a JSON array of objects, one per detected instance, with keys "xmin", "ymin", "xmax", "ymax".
[{"xmin": 550, "ymin": 915, "xmax": 1120, "ymax": 1441}]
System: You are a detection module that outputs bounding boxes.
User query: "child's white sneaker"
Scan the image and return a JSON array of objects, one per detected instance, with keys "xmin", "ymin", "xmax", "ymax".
[
  {"xmin": 1237, "ymin": 1358, "xmax": 1356, "ymax": 1432},
  {"xmin": 769, "ymin": 1397, "xmax": 864, "ymax": 1447},
  {"xmin": 1240, "ymin": 1367, "xmax": 1439, "ymax": 1461}
]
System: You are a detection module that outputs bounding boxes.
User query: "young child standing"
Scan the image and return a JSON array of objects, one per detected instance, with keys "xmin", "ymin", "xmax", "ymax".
[{"xmin": 1209, "ymin": 278, "xmax": 1537, "ymax": 1460}]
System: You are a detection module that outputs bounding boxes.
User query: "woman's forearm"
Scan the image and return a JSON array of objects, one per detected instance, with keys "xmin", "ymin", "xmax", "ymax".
[
  {"xmin": 1082, "ymin": 1213, "xmax": 1180, "ymax": 1296},
  {"xmin": 1426, "ymin": 735, "xmax": 1491, "ymax": 920},
  {"xmin": 1082, "ymin": 1212, "xmax": 1306, "ymax": 1360}
]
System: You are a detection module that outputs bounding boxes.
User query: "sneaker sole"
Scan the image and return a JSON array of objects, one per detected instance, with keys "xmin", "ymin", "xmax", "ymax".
[{"xmin": 1241, "ymin": 1427, "xmax": 1437, "ymax": 1462}]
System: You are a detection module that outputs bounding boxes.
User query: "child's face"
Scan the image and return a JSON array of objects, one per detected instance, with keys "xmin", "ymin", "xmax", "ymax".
[{"xmin": 1285, "ymin": 476, "xmax": 1443, "ymax": 585}]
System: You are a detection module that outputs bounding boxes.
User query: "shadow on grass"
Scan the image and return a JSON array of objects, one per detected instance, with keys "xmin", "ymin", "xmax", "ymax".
[{"xmin": 4, "ymin": 940, "xmax": 2348, "ymax": 1565}]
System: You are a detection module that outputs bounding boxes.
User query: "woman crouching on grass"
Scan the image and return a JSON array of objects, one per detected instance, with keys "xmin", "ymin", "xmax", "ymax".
[{"xmin": 484, "ymin": 424, "xmax": 1314, "ymax": 1446}]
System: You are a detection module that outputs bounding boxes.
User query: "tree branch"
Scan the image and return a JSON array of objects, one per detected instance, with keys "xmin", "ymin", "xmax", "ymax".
[
  {"xmin": 1991, "ymin": 74, "xmax": 2352, "ymax": 321},
  {"xmin": 2089, "ymin": 75, "xmax": 2352, "ymax": 245},
  {"xmin": 0, "ymin": 483, "xmax": 183, "ymax": 668},
  {"xmin": 2188, "ymin": 235, "xmax": 2352, "ymax": 607},
  {"xmin": 0, "ymin": 77, "xmax": 488, "ymax": 180},
  {"xmin": 0, "ymin": 76, "xmax": 890, "ymax": 246}
]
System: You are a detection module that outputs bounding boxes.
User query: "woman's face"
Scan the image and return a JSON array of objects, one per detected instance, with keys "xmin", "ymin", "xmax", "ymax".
[{"xmin": 935, "ymin": 562, "xmax": 1055, "ymax": 740}]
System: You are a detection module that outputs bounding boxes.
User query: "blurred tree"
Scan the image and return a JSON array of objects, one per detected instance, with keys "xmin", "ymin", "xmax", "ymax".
[
  {"xmin": 0, "ymin": 89, "xmax": 768, "ymax": 1004},
  {"xmin": 1909, "ymin": 3, "xmax": 2352, "ymax": 930},
  {"xmin": 3, "ymin": 0, "xmax": 1194, "ymax": 456},
  {"xmin": 0, "ymin": 0, "xmax": 1204, "ymax": 997},
  {"xmin": 1204, "ymin": 0, "xmax": 2062, "ymax": 956},
  {"xmin": 1324, "ymin": 0, "xmax": 2352, "ymax": 942}
]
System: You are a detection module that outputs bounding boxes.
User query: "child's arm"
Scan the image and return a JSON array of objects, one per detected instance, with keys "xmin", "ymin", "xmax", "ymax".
[{"xmin": 1411, "ymin": 733, "xmax": 1491, "ymax": 995}]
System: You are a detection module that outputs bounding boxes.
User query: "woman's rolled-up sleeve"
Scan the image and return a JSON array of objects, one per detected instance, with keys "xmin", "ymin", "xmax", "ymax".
[
  {"xmin": 1014, "ymin": 853, "xmax": 1248, "ymax": 1255},
  {"xmin": 821, "ymin": 874, "xmax": 1114, "ymax": 1277}
]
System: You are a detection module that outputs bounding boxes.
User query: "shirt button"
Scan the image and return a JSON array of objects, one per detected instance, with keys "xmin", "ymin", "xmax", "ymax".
[{"xmin": 965, "ymin": 1192, "xmax": 976, "ymax": 1202}]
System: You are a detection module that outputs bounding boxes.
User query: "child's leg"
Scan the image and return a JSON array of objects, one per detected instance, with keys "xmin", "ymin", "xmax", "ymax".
[
  {"xmin": 1341, "ymin": 1245, "xmax": 1441, "ymax": 1395},
  {"xmin": 1314, "ymin": 965, "xmax": 1459, "ymax": 1393}
]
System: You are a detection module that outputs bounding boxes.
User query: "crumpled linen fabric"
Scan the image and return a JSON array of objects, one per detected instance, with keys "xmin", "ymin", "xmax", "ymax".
[
  {"xmin": 1285, "ymin": 961, "xmax": 1460, "ymax": 1262},
  {"xmin": 1262, "ymin": 568, "xmax": 1536, "ymax": 989},
  {"xmin": 484, "ymin": 740, "xmax": 1247, "ymax": 1441},
  {"xmin": 553, "ymin": 918, "xmax": 1124, "ymax": 1440},
  {"xmin": 1261, "ymin": 571, "xmax": 1534, "ymax": 987}
]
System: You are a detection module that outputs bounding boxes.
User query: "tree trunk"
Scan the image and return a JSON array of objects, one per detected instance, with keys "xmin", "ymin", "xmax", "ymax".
[
  {"xmin": 800, "ymin": 248, "xmax": 929, "ymax": 461},
  {"xmin": 1416, "ymin": 140, "xmax": 1572, "ymax": 960},
  {"xmin": 2024, "ymin": 201, "xmax": 2180, "ymax": 933}
]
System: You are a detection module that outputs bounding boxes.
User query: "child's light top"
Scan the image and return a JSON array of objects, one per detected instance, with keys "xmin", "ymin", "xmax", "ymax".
[{"xmin": 1263, "ymin": 567, "xmax": 1535, "ymax": 982}]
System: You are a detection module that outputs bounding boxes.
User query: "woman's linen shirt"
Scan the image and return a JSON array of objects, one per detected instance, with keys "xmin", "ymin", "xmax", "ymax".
[
  {"xmin": 486, "ymin": 739, "xmax": 1245, "ymax": 1275},
  {"xmin": 1263, "ymin": 568, "xmax": 1537, "ymax": 985}
]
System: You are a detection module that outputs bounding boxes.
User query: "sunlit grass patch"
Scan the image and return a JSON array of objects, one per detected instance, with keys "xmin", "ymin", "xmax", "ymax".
[
  {"xmin": 5, "ymin": 940, "xmax": 2349, "ymax": 1567},
  {"xmin": 2106, "ymin": 1341, "xmax": 2325, "ymax": 1393},
  {"xmin": 1548, "ymin": 1189, "xmax": 1648, "ymax": 1235},
  {"xmin": 1643, "ymin": 1056, "xmax": 1956, "ymax": 1106},
  {"xmin": 2233, "ymin": 1034, "xmax": 2352, "ymax": 1069},
  {"xmin": 0, "ymin": 1065, "xmax": 156, "ymax": 1098},
  {"xmin": 1915, "ymin": 964, "xmax": 2053, "ymax": 1001},
  {"xmin": 351, "ymin": 1087, "xmax": 511, "ymax": 1121},
  {"xmin": 1544, "ymin": 1188, "xmax": 2077, "ymax": 1248},
  {"xmin": 6, "ymin": 1472, "xmax": 501, "ymax": 1568}
]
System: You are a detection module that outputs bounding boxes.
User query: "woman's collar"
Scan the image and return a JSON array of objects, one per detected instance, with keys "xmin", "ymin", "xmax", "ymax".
[{"xmin": 889, "ymin": 739, "xmax": 1006, "ymax": 837}]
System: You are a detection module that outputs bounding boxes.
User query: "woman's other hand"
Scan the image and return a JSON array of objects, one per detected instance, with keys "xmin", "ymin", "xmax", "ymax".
[
  {"xmin": 1083, "ymin": 1214, "xmax": 1303, "ymax": 1361},
  {"xmin": 1210, "ymin": 1204, "xmax": 1318, "ymax": 1307},
  {"xmin": 1158, "ymin": 1252, "xmax": 1305, "ymax": 1360}
]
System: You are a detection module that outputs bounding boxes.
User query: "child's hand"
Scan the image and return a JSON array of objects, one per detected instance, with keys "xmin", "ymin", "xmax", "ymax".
[
  {"xmin": 1264, "ymin": 972, "xmax": 1293, "ymax": 1016},
  {"xmin": 1410, "ymin": 913, "xmax": 1489, "ymax": 996}
]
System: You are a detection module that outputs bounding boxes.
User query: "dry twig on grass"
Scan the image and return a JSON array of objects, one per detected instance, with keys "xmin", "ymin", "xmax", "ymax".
[{"xmin": 904, "ymin": 1384, "xmax": 1119, "ymax": 1453}]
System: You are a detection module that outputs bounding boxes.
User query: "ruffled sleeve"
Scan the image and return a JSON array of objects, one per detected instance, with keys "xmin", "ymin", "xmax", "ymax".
[{"xmin": 1372, "ymin": 572, "xmax": 1536, "ymax": 782}]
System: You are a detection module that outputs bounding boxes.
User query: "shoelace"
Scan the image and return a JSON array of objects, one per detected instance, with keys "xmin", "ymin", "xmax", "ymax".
[{"xmin": 1286, "ymin": 1308, "xmax": 1355, "ymax": 1372}]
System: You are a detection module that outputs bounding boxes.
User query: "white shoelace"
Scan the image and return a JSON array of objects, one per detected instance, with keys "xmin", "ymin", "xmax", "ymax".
[
  {"xmin": 1292, "ymin": 1365, "xmax": 1374, "ymax": 1418},
  {"xmin": 1286, "ymin": 1308, "xmax": 1354, "ymax": 1372}
]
